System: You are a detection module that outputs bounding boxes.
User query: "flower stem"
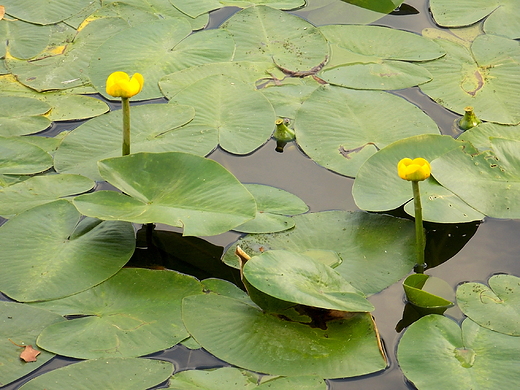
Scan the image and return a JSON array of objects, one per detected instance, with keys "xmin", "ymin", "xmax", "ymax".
[
  {"xmin": 412, "ymin": 180, "xmax": 425, "ymax": 273},
  {"xmin": 122, "ymin": 97, "xmax": 131, "ymax": 156}
]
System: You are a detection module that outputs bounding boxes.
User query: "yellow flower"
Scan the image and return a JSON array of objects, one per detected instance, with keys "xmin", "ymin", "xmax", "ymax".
[
  {"xmin": 105, "ymin": 71, "xmax": 144, "ymax": 98},
  {"xmin": 397, "ymin": 158, "xmax": 431, "ymax": 181}
]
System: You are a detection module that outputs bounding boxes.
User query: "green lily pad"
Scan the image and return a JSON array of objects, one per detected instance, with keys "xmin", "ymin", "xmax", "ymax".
[
  {"xmin": 19, "ymin": 357, "xmax": 174, "ymax": 390},
  {"xmin": 458, "ymin": 122, "xmax": 520, "ymax": 151},
  {"xmin": 403, "ymin": 274, "xmax": 454, "ymax": 310},
  {"xmin": 233, "ymin": 184, "xmax": 308, "ymax": 233},
  {"xmin": 170, "ymin": 0, "xmax": 305, "ymax": 18},
  {"xmin": 2, "ymin": 0, "xmax": 94, "ymax": 25},
  {"xmin": 0, "ymin": 302, "xmax": 64, "ymax": 387},
  {"xmin": 0, "ymin": 76, "xmax": 109, "ymax": 121},
  {"xmin": 224, "ymin": 211, "xmax": 416, "ymax": 296},
  {"xmin": 0, "ymin": 96, "xmax": 51, "ymax": 136},
  {"xmin": 0, "ymin": 19, "xmax": 51, "ymax": 59},
  {"xmin": 221, "ymin": 5, "xmax": 329, "ymax": 71},
  {"xmin": 243, "ymin": 250, "xmax": 374, "ymax": 312},
  {"xmin": 73, "ymin": 152, "xmax": 256, "ymax": 236},
  {"xmin": 318, "ymin": 25, "xmax": 443, "ymax": 90},
  {"xmin": 430, "ymin": 0, "xmax": 520, "ymax": 39},
  {"xmin": 0, "ymin": 173, "xmax": 95, "ymax": 218},
  {"xmin": 419, "ymin": 34, "xmax": 520, "ymax": 124},
  {"xmin": 0, "ymin": 136, "xmax": 52, "ymax": 175},
  {"xmin": 100, "ymin": 0, "xmax": 209, "ymax": 30},
  {"xmin": 398, "ymin": 315, "xmax": 520, "ymax": 389},
  {"xmin": 456, "ymin": 274, "xmax": 520, "ymax": 336},
  {"xmin": 182, "ymin": 293, "xmax": 386, "ymax": 378},
  {"xmin": 159, "ymin": 61, "xmax": 276, "ymax": 99},
  {"xmin": 0, "ymin": 200, "xmax": 135, "ymax": 302},
  {"xmin": 167, "ymin": 367, "xmax": 326, "ymax": 390},
  {"xmin": 53, "ymin": 104, "xmax": 207, "ymax": 181},
  {"xmin": 352, "ymin": 134, "xmax": 485, "ymax": 223},
  {"xmin": 431, "ymin": 137, "xmax": 520, "ymax": 219},
  {"xmin": 90, "ymin": 19, "xmax": 235, "ymax": 100},
  {"xmin": 6, "ymin": 17, "xmax": 130, "ymax": 92},
  {"xmin": 32, "ymin": 268, "xmax": 202, "ymax": 359},
  {"xmin": 295, "ymin": 86, "xmax": 440, "ymax": 178},
  {"xmin": 169, "ymin": 75, "xmax": 276, "ymax": 154}
]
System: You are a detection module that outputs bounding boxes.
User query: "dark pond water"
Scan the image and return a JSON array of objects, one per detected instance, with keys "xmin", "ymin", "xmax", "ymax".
[{"xmin": 2, "ymin": 0, "xmax": 520, "ymax": 389}]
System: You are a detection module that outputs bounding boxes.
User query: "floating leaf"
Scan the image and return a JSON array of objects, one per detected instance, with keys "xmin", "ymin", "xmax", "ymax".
[
  {"xmin": 18, "ymin": 357, "xmax": 174, "ymax": 390},
  {"xmin": 7, "ymin": 17, "xmax": 130, "ymax": 91},
  {"xmin": 456, "ymin": 274, "xmax": 520, "ymax": 336},
  {"xmin": 169, "ymin": 75, "xmax": 276, "ymax": 154},
  {"xmin": 431, "ymin": 138, "xmax": 520, "ymax": 219},
  {"xmin": 233, "ymin": 184, "xmax": 308, "ymax": 233},
  {"xmin": 318, "ymin": 25, "xmax": 443, "ymax": 90},
  {"xmin": 419, "ymin": 34, "xmax": 520, "ymax": 124},
  {"xmin": 221, "ymin": 5, "xmax": 329, "ymax": 71},
  {"xmin": 73, "ymin": 152, "xmax": 256, "ymax": 236},
  {"xmin": 0, "ymin": 302, "xmax": 64, "ymax": 386},
  {"xmin": 243, "ymin": 250, "xmax": 374, "ymax": 312},
  {"xmin": 0, "ymin": 136, "xmax": 52, "ymax": 175},
  {"xmin": 90, "ymin": 20, "xmax": 235, "ymax": 100},
  {"xmin": 0, "ymin": 19, "xmax": 51, "ymax": 59},
  {"xmin": 182, "ymin": 293, "xmax": 386, "ymax": 378},
  {"xmin": 224, "ymin": 211, "xmax": 416, "ymax": 296},
  {"xmin": 0, "ymin": 200, "xmax": 135, "ymax": 302},
  {"xmin": 295, "ymin": 85, "xmax": 440, "ymax": 177},
  {"xmin": 33, "ymin": 268, "xmax": 203, "ymax": 359},
  {"xmin": 403, "ymin": 274, "xmax": 454, "ymax": 310},
  {"xmin": 398, "ymin": 315, "xmax": 520, "ymax": 389},
  {"xmin": 0, "ymin": 96, "xmax": 50, "ymax": 136},
  {"xmin": 0, "ymin": 173, "xmax": 95, "ymax": 218},
  {"xmin": 53, "ymin": 104, "xmax": 206, "ymax": 181},
  {"xmin": 353, "ymin": 134, "xmax": 485, "ymax": 223},
  {"xmin": 458, "ymin": 122, "xmax": 520, "ymax": 151},
  {"xmin": 2, "ymin": 0, "xmax": 94, "ymax": 25},
  {"xmin": 430, "ymin": 0, "xmax": 520, "ymax": 39},
  {"xmin": 170, "ymin": 0, "xmax": 305, "ymax": 18},
  {"xmin": 168, "ymin": 367, "xmax": 258, "ymax": 390},
  {"xmin": 18, "ymin": 345, "xmax": 40, "ymax": 363}
]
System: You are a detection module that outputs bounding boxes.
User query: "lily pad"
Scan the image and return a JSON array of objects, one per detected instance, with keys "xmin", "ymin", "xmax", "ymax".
[
  {"xmin": 0, "ymin": 200, "xmax": 135, "ymax": 302},
  {"xmin": 318, "ymin": 25, "xmax": 443, "ymax": 90},
  {"xmin": 167, "ymin": 367, "xmax": 326, "ymax": 389},
  {"xmin": 53, "ymin": 104, "xmax": 210, "ymax": 181},
  {"xmin": 398, "ymin": 315, "xmax": 520, "ymax": 389},
  {"xmin": 431, "ymin": 137, "xmax": 520, "ymax": 219},
  {"xmin": 456, "ymin": 274, "xmax": 520, "ymax": 336},
  {"xmin": 243, "ymin": 250, "xmax": 374, "ymax": 312},
  {"xmin": 2, "ymin": 0, "xmax": 94, "ymax": 25},
  {"xmin": 0, "ymin": 19, "xmax": 51, "ymax": 59},
  {"xmin": 233, "ymin": 184, "xmax": 308, "ymax": 233},
  {"xmin": 295, "ymin": 85, "xmax": 440, "ymax": 177},
  {"xmin": 403, "ymin": 274, "xmax": 454, "ymax": 310},
  {"xmin": 0, "ymin": 173, "xmax": 95, "ymax": 218},
  {"xmin": 73, "ymin": 152, "xmax": 256, "ymax": 237},
  {"xmin": 0, "ymin": 302, "xmax": 64, "ymax": 387},
  {"xmin": 32, "ymin": 268, "xmax": 203, "ymax": 359},
  {"xmin": 6, "ymin": 17, "xmax": 130, "ymax": 92},
  {"xmin": 458, "ymin": 122, "xmax": 520, "ymax": 151},
  {"xmin": 221, "ymin": 5, "xmax": 329, "ymax": 71},
  {"xmin": 419, "ymin": 34, "xmax": 520, "ymax": 124},
  {"xmin": 90, "ymin": 19, "xmax": 235, "ymax": 100},
  {"xmin": 0, "ymin": 136, "xmax": 52, "ymax": 175},
  {"xmin": 170, "ymin": 0, "xmax": 305, "ymax": 18},
  {"xmin": 430, "ymin": 0, "xmax": 520, "ymax": 39},
  {"xmin": 352, "ymin": 134, "xmax": 485, "ymax": 223},
  {"xmin": 223, "ymin": 211, "xmax": 416, "ymax": 296},
  {"xmin": 19, "ymin": 357, "xmax": 174, "ymax": 390},
  {"xmin": 169, "ymin": 75, "xmax": 276, "ymax": 154},
  {"xmin": 182, "ymin": 293, "xmax": 386, "ymax": 378},
  {"xmin": 0, "ymin": 96, "xmax": 51, "ymax": 136}
]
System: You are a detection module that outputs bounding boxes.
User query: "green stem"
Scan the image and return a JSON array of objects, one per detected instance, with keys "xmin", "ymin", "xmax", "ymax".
[
  {"xmin": 412, "ymin": 180, "xmax": 425, "ymax": 273},
  {"xmin": 122, "ymin": 97, "xmax": 131, "ymax": 156}
]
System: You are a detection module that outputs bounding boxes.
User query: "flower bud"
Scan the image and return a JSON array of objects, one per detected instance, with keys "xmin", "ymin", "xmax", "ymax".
[
  {"xmin": 106, "ymin": 71, "xmax": 144, "ymax": 98},
  {"xmin": 397, "ymin": 158, "xmax": 431, "ymax": 181}
]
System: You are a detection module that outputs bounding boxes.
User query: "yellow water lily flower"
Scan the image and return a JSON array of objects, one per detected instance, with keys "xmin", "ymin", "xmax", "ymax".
[
  {"xmin": 106, "ymin": 71, "xmax": 144, "ymax": 98},
  {"xmin": 397, "ymin": 158, "xmax": 431, "ymax": 181}
]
